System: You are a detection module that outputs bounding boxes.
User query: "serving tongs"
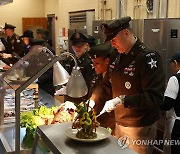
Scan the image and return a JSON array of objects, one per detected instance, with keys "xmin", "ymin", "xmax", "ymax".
[{"xmin": 96, "ymin": 108, "xmax": 106, "ymax": 118}]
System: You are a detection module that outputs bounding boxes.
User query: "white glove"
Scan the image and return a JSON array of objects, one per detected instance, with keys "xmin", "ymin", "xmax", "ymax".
[
  {"xmin": 86, "ymin": 100, "xmax": 95, "ymax": 111},
  {"xmin": 34, "ymin": 79, "xmax": 38, "ymax": 83},
  {"xmin": 55, "ymin": 86, "xmax": 66, "ymax": 95},
  {"xmin": 2, "ymin": 53, "xmax": 12, "ymax": 59},
  {"xmin": 88, "ymin": 100, "xmax": 95, "ymax": 108},
  {"xmin": 102, "ymin": 97, "xmax": 122, "ymax": 113},
  {"xmin": 23, "ymin": 61, "xmax": 29, "ymax": 67}
]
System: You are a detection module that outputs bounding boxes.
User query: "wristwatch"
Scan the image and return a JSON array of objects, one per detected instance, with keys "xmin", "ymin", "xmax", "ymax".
[{"xmin": 118, "ymin": 95, "xmax": 125, "ymax": 104}]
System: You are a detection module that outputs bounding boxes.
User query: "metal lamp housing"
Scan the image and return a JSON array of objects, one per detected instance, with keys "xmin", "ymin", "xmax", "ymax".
[
  {"xmin": 66, "ymin": 66, "xmax": 88, "ymax": 98},
  {"xmin": 53, "ymin": 61, "xmax": 70, "ymax": 86}
]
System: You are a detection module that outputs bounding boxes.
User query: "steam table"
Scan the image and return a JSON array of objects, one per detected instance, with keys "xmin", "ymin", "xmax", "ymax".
[{"xmin": 33, "ymin": 122, "xmax": 136, "ymax": 154}]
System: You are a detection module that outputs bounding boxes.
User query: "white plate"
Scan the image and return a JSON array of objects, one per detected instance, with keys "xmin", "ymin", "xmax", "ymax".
[
  {"xmin": 64, "ymin": 127, "xmax": 110, "ymax": 142},
  {"xmin": 9, "ymin": 77, "xmax": 30, "ymax": 83}
]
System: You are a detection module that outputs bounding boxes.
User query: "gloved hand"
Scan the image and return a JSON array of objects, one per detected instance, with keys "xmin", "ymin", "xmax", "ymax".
[
  {"xmin": 88, "ymin": 100, "xmax": 95, "ymax": 108},
  {"xmin": 55, "ymin": 86, "xmax": 66, "ymax": 95},
  {"xmin": 2, "ymin": 53, "xmax": 12, "ymax": 59},
  {"xmin": 102, "ymin": 97, "xmax": 122, "ymax": 113},
  {"xmin": 34, "ymin": 79, "xmax": 38, "ymax": 83},
  {"xmin": 86, "ymin": 100, "xmax": 95, "ymax": 111}
]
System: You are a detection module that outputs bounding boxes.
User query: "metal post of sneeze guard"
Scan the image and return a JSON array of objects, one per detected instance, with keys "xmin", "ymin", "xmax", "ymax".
[
  {"xmin": 15, "ymin": 90, "xmax": 21, "ymax": 154},
  {"xmin": 14, "ymin": 55, "xmax": 60, "ymax": 154},
  {"xmin": 12, "ymin": 49, "xmax": 87, "ymax": 153},
  {"xmin": 0, "ymin": 77, "xmax": 6, "ymax": 125},
  {"xmin": 0, "ymin": 87, "xmax": 5, "ymax": 125}
]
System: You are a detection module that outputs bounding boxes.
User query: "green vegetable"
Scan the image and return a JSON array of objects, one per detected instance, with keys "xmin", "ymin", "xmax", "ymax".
[
  {"xmin": 106, "ymin": 127, "xmax": 112, "ymax": 133},
  {"xmin": 20, "ymin": 106, "xmax": 58, "ymax": 137},
  {"xmin": 80, "ymin": 112, "xmax": 92, "ymax": 126},
  {"xmin": 72, "ymin": 102, "xmax": 99, "ymax": 139}
]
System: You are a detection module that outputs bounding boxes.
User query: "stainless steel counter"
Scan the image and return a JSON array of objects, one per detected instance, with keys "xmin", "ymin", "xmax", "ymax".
[
  {"xmin": 33, "ymin": 122, "xmax": 136, "ymax": 154},
  {"xmin": 0, "ymin": 89, "xmax": 62, "ymax": 154}
]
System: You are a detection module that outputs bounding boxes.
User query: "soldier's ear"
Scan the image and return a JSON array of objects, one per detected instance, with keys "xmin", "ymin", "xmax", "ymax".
[
  {"xmin": 123, "ymin": 29, "xmax": 129, "ymax": 36},
  {"xmin": 84, "ymin": 43, "xmax": 89, "ymax": 50},
  {"xmin": 105, "ymin": 57, "xmax": 110, "ymax": 65}
]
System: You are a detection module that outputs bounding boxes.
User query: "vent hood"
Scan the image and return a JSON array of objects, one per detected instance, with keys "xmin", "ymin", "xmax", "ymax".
[{"xmin": 0, "ymin": 0, "xmax": 13, "ymax": 6}]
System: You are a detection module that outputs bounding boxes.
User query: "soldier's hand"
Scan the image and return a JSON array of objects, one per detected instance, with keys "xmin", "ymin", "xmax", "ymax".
[
  {"xmin": 2, "ymin": 53, "xmax": 12, "ymax": 59},
  {"xmin": 102, "ymin": 97, "xmax": 122, "ymax": 113},
  {"xmin": 86, "ymin": 100, "xmax": 95, "ymax": 111}
]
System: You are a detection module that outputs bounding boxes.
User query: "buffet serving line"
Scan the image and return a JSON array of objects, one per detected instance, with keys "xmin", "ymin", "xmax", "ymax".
[
  {"xmin": 0, "ymin": 88, "xmax": 136, "ymax": 154},
  {"xmin": 0, "ymin": 88, "xmax": 62, "ymax": 154},
  {"xmin": 0, "ymin": 46, "xmax": 136, "ymax": 154},
  {"xmin": 33, "ymin": 122, "xmax": 136, "ymax": 154}
]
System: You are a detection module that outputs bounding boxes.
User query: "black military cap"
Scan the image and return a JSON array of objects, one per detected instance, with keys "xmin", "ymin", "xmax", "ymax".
[
  {"xmin": 101, "ymin": 16, "xmax": 131, "ymax": 42},
  {"xmin": 88, "ymin": 43, "xmax": 113, "ymax": 59},
  {"xmin": 168, "ymin": 52, "xmax": 180, "ymax": 62},
  {"xmin": 70, "ymin": 32, "xmax": 88, "ymax": 46},
  {"xmin": 29, "ymin": 38, "xmax": 44, "ymax": 46},
  {"xmin": 87, "ymin": 35, "xmax": 96, "ymax": 47},
  {"xmin": 36, "ymin": 28, "xmax": 49, "ymax": 37},
  {"xmin": 3, "ymin": 23, "xmax": 16, "ymax": 29},
  {"xmin": 21, "ymin": 30, "xmax": 34, "ymax": 38}
]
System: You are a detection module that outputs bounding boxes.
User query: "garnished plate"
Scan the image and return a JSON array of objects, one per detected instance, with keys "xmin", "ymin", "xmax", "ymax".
[{"xmin": 65, "ymin": 127, "xmax": 110, "ymax": 142}]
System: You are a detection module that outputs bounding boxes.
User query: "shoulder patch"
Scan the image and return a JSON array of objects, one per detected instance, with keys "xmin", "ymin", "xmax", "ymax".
[
  {"xmin": 145, "ymin": 52, "xmax": 156, "ymax": 57},
  {"xmin": 143, "ymin": 51, "xmax": 160, "ymax": 70},
  {"xmin": 148, "ymin": 58, "xmax": 157, "ymax": 69}
]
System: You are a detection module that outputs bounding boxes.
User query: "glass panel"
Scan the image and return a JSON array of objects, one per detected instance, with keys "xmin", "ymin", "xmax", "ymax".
[{"xmin": 1, "ymin": 45, "xmax": 54, "ymax": 90}]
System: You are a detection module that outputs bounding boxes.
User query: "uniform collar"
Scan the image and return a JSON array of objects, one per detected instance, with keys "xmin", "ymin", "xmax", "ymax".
[
  {"xmin": 177, "ymin": 70, "xmax": 180, "ymax": 74},
  {"xmin": 77, "ymin": 52, "xmax": 89, "ymax": 63},
  {"xmin": 10, "ymin": 33, "xmax": 16, "ymax": 39},
  {"xmin": 117, "ymin": 38, "xmax": 142, "ymax": 69},
  {"xmin": 127, "ymin": 37, "xmax": 143, "ymax": 57}
]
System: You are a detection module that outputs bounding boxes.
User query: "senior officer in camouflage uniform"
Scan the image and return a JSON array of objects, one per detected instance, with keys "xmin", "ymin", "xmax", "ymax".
[
  {"xmin": 0, "ymin": 23, "xmax": 24, "ymax": 65},
  {"xmin": 88, "ymin": 43, "xmax": 115, "ymax": 133},
  {"xmin": 93, "ymin": 16, "xmax": 166, "ymax": 153},
  {"xmin": 63, "ymin": 32, "xmax": 95, "ymax": 103}
]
